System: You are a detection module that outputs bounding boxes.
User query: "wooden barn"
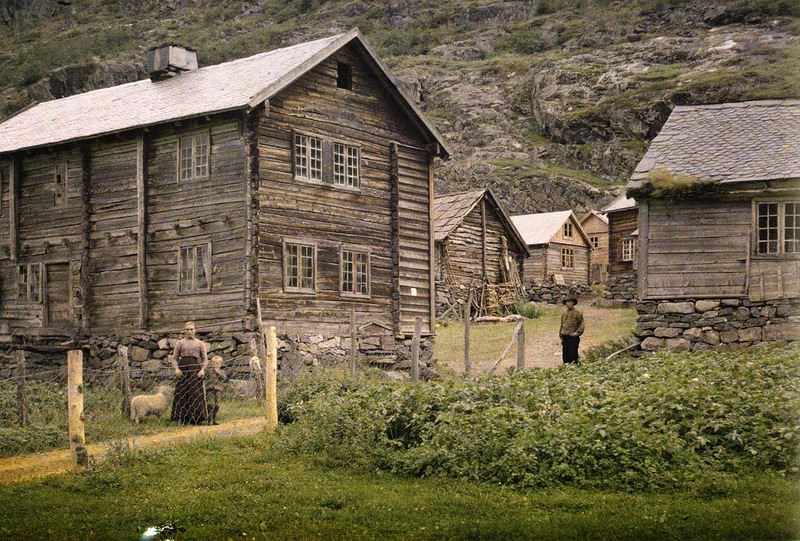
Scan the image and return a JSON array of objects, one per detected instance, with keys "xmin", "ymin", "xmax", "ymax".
[
  {"xmin": 434, "ymin": 189, "xmax": 528, "ymax": 287},
  {"xmin": 580, "ymin": 210, "xmax": 608, "ymax": 284},
  {"xmin": 510, "ymin": 210, "xmax": 592, "ymax": 285},
  {"xmin": 0, "ymin": 29, "xmax": 449, "ymax": 348},
  {"xmin": 629, "ymin": 100, "xmax": 800, "ymax": 349}
]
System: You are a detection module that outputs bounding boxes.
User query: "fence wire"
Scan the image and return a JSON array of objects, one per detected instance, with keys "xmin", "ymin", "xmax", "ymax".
[{"xmin": 1, "ymin": 349, "xmax": 268, "ymax": 460}]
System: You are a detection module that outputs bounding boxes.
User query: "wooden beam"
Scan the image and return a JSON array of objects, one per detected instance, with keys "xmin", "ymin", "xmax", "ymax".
[
  {"xmin": 428, "ymin": 153, "xmax": 436, "ymax": 334},
  {"xmin": 244, "ymin": 106, "xmax": 262, "ymax": 323},
  {"xmin": 136, "ymin": 135, "xmax": 149, "ymax": 329},
  {"xmin": 8, "ymin": 156, "xmax": 18, "ymax": 263},
  {"xmin": 480, "ymin": 198, "xmax": 487, "ymax": 280},
  {"xmin": 79, "ymin": 145, "xmax": 91, "ymax": 332},
  {"xmin": 390, "ymin": 142, "xmax": 401, "ymax": 335},
  {"xmin": 636, "ymin": 200, "xmax": 649, "ymax": 299}
]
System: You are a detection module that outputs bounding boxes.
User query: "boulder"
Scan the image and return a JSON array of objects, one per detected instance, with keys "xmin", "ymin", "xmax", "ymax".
[
  {"xmin": 640, "ymin": 337, "xmax": 665, "ymax": 351},
  {"xmin": 657, "ymin": 302, "xmax": 695, "ymax": 315},
  {"xmin": 702, "ymin": 330, "xmax": 721, "ymax": 346},
  {"xmin": 654, "ymin": 327, "xmax": 680, "ymax": 338},
  {"xmin": 738, "ymin": 327, "xmax": 762, "ymax": 342},
  {"xmin": 131, "ymin": 346, "xmax": 150, "ymax": 362},
  {"xmin": 763, "ymin": 322, "xmax": 800, "ymax": 341},
  {"xmin": 720, "ymin": 298, "xmax": 741, "ymax": 307},
  {"xmin": 665, "ymin": 338, "xmax": 691, "ymax": 351},
  {"xmin": 682, "ymin": 327, "xmax": 703, "ymax": 340},
  {"xmin": 141, "ymin": 359, "xmax": 162, "ymax": 373},
  {"xmin": 157, "ymin": 338, "xmax": 171, "ymax": 350},
  {"xmin": 720, "ymin": 330, "xmax": 739, "ymax": 343},
  {"xmin": 695, "ymin": 300, "xmax": 720, "ymax": 312}
]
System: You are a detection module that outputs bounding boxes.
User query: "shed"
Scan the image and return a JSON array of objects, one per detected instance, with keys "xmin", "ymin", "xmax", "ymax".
[
  {"xmin": 511, "ymin": 210, "xmax": 592, "ymax": 285},
  {"xmin": 629, "ymin": 99, "xmax": 800, "ymax": 348}
]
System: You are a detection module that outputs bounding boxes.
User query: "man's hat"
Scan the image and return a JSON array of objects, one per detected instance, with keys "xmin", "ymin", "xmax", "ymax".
[{"xmin": 563, "ymin": 295, "xmax": 578, "ymax": 305}]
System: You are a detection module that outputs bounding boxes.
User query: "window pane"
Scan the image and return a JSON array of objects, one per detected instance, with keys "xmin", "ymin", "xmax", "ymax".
[
  {"xmin": 342, "ymin": 251, "xmax": 354, "ymax": 293},
  {"xmin": 30, "ymin": 264, "xmax": 41, "ymax": 303},
  {"xmin": 179, "ymin": 136, "xmax": 194, "ymax": 180},
  {"xmin": 196, "ymin": 245, "xmax": 209, "ymax": 290},
  {"xmin": 346, "ymin": 146, "xmax": 359, "ymax": 187},
  {"xmin": 333, "ymin": 143, "xmax": 346, "ymax": 185},
  {"xmin": 309, "ymin": 137, "xmax": 322, "ymax": 181},
  {"xmin": 17, "ymin": 265, "xmax": 27, "ymax": 302},
  {"xmin": 193, "ymin": 133, "xmax": 209, "ymax": 178},
  {"xmin": 294, "ymin": 135, "xmax": 308, "ymax": 178},
  {"xmin": 286, "ymin": 244, "xmax": 299, "ymax": 288},
  {"xmin": 757, "ymin": 203, "xmax": 779, "ymax": 254},
  {"xmin": 300, "ymin": 245, "xmax": 314, "ymax": 289},
  {"xmin": 785, "ymin": 202, "xmax": 800, "ymax": 253},
  {"xmin": 355, "ymin": 252, "xmax": 368, "ymax": 295}
]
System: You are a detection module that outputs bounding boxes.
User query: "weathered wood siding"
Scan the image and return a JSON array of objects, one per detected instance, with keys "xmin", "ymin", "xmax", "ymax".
[
  {"xmin": 608, "ymin": 208, "xmax": 638, "ymax": 276},
  {"xmin": 546, "ymin": 242, "xmax": 590, "ymax": 284},
  {"xmin": 581, "ymin": 213, "xmax": 608, "ymax": 283},
  {"xmin": 145, "ymin": 117, "xmax": 248, "ymax": 332},
  {"xmin": 256, "ymin": 44, "xmax": 433, "ymax": 336},
  {"xmin": 641, "ymin": 199, "xmax": 749, "ymax": 298},
  {"xmin": 522, "ymin": 246, "xmax": 546, "ymax": 283}
]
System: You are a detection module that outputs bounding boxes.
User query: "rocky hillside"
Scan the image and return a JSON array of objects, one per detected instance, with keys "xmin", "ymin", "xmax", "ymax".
[{"xmin": 1, "ymin": 0, "xmax": 798, "ymax": 214}]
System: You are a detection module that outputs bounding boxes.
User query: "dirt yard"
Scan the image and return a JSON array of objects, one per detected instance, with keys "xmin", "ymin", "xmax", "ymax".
[{"xmin": 434, "ymin": 301, "xmax": 637, "ymax": 374}]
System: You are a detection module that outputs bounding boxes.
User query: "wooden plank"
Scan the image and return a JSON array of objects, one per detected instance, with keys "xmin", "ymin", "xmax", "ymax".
[
  {"xmin": 9, "ymin": 157, "xmax": 18, "ymax": 262},
  {"xmin": 136, "ymin": 135, "xmax": 149, "ymax": 329},
  {"xmin": 637, "ymin": 200, "xmax": 648, "ymax": 298},
  {"xmin": 428, "ymin": 153, "xmax": 435, "ymax": 336}
]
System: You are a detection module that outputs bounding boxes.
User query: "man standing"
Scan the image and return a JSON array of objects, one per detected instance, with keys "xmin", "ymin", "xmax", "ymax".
[{"xmin": 559, "ymin": 295, "xmax": 584, "ymax": 364}]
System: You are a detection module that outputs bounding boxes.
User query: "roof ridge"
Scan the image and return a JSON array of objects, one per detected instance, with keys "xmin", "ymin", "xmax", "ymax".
[{"xmin": 673, "ymin": 99, "xmax": 800, "ymax": 111}]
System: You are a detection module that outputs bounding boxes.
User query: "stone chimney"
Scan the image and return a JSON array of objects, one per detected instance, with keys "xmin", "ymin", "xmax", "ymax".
[{"xmin": 147, "ymin": 45, "xmax": 198, "ymax": 81}]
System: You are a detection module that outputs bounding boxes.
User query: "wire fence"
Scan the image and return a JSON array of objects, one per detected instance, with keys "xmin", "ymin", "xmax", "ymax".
[{"xmin": 0, "ymin": 336, "xmax": 276, "ymax": 462}]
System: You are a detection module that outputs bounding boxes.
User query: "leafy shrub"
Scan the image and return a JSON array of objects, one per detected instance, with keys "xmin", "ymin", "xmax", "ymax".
[
  {"xmin": 277, "ymin": 345, "xmax": 800, "ymax": 491},
  {"xmin": 495, "ymin": 26, "xmax": 549, "ymax": 54},
  {"xmin": 513, "ymin": 302, "xmax": 544, "ymax": 319}
]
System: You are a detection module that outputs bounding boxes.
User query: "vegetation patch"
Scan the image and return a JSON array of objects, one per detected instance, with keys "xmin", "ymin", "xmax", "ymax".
[
  {"xmin": 629, "ymin": 169, "xmax": 721, "ymax": 200},
  {"xmin": 277, "ymin": 344, "xmax": 800, "ymax": 491}
]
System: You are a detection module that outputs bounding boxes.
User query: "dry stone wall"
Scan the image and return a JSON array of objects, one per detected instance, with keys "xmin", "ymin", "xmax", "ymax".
[
  {"xmin": 635, "ymin": 298, "xmax": 800, "ymax": 351},
  {"xmin": 604, "ymin": 273, "xmax": 637, "ymax": 302},
  {"xmin": 527, "ymin": 281, "xmax": 593, "ymax": 304}
]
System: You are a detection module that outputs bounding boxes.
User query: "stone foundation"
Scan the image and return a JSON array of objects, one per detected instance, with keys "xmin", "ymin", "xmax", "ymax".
[
  {"xmin": 604, "ymin": 273, "xmax": 637, "ymax": 302},
  {"xmin": 635, "ymin": 298, "xmax": 800, "ymax": 351},
  {"xmin": 527, "ymin": 281, "xmax": 592, "ymax": 304},
  {"xmin": 0, "ymin": 330, "xmax": 437, "ymax": 382},
  {"xmin": 436, "ymin": 281, "xmax": 470, "ymax": 319}
]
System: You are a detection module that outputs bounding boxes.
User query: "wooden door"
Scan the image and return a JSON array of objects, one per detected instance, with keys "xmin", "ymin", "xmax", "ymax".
[{"xmin": 46, "ymin": 262, "xmax": 71, "ymax": 327}]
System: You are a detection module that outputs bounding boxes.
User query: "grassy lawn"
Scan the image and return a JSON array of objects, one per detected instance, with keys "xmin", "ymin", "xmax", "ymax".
[
  {"xmin": 434, "ymin": 303, "xmax": 637, "ymax": 372},
  {"xmin": 0, "ymin": 435, "xmax": 796, "ymax": 541}
]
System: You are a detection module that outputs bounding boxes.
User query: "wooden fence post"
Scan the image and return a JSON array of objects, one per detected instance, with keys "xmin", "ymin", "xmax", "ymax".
[
  {"xmin": 14, "ymin": 350, "xmax": 28, "ymax": 428},
  {"xmin": 411, "ymin": 317, "xmax": 422, "ymax": 381},
  {"xmin": 464, "ymin": 290, "xmax": 472, "ymax": 375},
  {"xmin": 118, "ymin": 345, "xmax": 131, "ymax": 418},
  {"xmin": 67, "ymin": 350, "xmax": 88, "ymax": 467},
  {"xmin": 349, "ymin": 307, "xmax": 357, "ymax": 377},
  {"xmin": 516, "ymin": 321, "xmax": 526, "ymax": 371},
  {"xmin": 265, "ymin": 326, "xmax": 278, "ymax": 432}
]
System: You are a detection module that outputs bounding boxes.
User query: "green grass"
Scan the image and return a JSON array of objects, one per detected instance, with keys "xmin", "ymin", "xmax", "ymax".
[
  {"xmin": 0, "ymin": 435, "xmax": 796, "ymax": 540},
  {"xmin": 0, "ymin": 381, "xmax": 265, "ymax": 457},
  {"xmin": 489, "ymin": 157, "xmax": 617, "ymax": 188}
]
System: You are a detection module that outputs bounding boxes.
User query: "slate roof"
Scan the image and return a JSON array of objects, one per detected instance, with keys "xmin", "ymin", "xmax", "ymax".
[
  {"xmin": 434, "ymin": 188, "xmax": 529, "ymax": 255},
  {"xmin": 510, "ymin": 210, "xmax": 590, "ymax": 247},
  {"xmin": 602, "ymin": 194, "xmax": 636, "ymax": 213},
  {"xmin": 0, "ymin": 29, "xmax": 449, "ymax": 157},
  {"xmin": 629, "ymin": 100, "xmax": 800, "ymax": 187}
]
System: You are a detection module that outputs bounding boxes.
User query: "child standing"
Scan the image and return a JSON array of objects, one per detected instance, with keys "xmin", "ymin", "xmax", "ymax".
[{"xmin": 206, "ymin": 355, "xmax": 229, "ymax": 425}]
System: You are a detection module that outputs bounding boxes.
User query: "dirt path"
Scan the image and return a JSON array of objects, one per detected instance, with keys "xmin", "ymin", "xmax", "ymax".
[{"xmin": 0, "ymin": 417, "xmax": 267, "ymax": 485}]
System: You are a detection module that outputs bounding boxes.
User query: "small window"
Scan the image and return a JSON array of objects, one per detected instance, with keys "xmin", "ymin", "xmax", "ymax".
[
  {"xmin": 17, "ymin": 263, "xmax": 42, "ymax": 304},
  {"xmin": 54, "ymin": 162, "xmax": 68, "ymax": 206},
  {"xmin": 178, "ymin": 132, "xmax": 210, "ymax": 181},
  {"xmin": 560, "ymin": 248, "xmax": 575, "ymax": 269},
  {"xmin": 756, "ymin": 201, "xmax": 800, "ymax": 255},
  {"xmin": 333, "ymin": 143, "xmax": 359, "ymax": 188},
  {"xmin": 783, "ymin": 202, "xmax": 799, "ymax": 254},
  {"xmin": 341, "ymin": 249, "xmax": 370, "ymax": 296},
  {"xmin": 284, "ymin": 242, "xmax": 316, "ymax": 292},
  {"xmin": 590, "ymin": 236, "xmax": 599, "ymax": 249},
  {"xmin": 294, "ymin": 133, "xmax": 323, "ymax": 181},
  {"xmin": 563, "ymin": 222, "xmax": 573, "ymax": 237},
  {"xmin": 337, "ymin": 62, "xmax": 352, "ymax": 90},
  {"xmin": 178, "ymin": 243, "xmax": 211, "ymax": 293},
  {"xmin": 622, "ymin": 238, "xmax": 636, "ymax": 262}
]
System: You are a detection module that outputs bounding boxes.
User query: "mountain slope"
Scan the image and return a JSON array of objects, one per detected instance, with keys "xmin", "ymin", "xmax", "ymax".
[{"xmin": 0, "ymin": 0, "xmax": 797, "ymax": 214}]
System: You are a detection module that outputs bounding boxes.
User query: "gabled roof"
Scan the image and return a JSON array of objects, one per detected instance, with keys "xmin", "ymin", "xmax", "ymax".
[
  {"xmin": 602, "ymin": 194, "xmax": 636, "ymax": 213},
  {"xmin": 0, "ymin": 29, "xmax": 449, "ymax": 157},
  {"xmin": 628, "ymin": 99, "xmax": 800, "ymax": 188},
  {"xmin": 510, "ymin": 210, "xmax": 591, "ymax": 247},
  {"xmin": 581, "ymin": 209, "xmax": 608, "ymax": 225},
  {"xmin": 434, "ymin": 188, "xmax": 529, "ymax": 255}
]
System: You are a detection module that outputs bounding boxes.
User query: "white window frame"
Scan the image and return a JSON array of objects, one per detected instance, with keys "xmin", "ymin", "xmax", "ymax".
[
  {"xmin": 293, "ymin": 132, "xmax": 323, "ymax": 182},
  {"xmin": 563, "ymin": 222, "xmax": 573, "ymax": 238},
  {"xmin": 590, "ymin": 236, "xmax": 599, "ymax": 249},
  {"xmin": 177, "ymin": 242, "xmax": 212, "ymax": 294},
  {"xmin": 340, "ymin": 247, "xmax": 371, "ymax": 298},
  {"xmin": 560, "ymin": 247, "xmax": 575, "ymax": 269},
  {"xmin": 333, "ymin": 142, "xmax": 360, "ymax": 188},
  {"xmin": 178, "ymin": 132, "xmax": 210, "ymax": 181},
  {"xmin": 755, "ymin": 200, "xmax": 800, "ymax": 256},
  {"xmin": 17, "ymin": 263, "xmax": 43, "ymax": 304},
  {"xmin": 622, "ymin": 238, "xmax": 636, "ymax": 262},
  {"xmin": 283, "ymin": 239, "xmax": 317, "ymax": 294}
]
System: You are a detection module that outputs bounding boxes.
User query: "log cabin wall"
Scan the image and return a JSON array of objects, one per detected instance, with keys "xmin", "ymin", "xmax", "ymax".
[
  {"xmin": 521, "ymin": 246, "xmax": 546, "ymax": 283},
  {"xmin": 581, "ymin": 213, "xmax": 608, "ymax": 284},
  {"xmin": 608, "ymin": 207, "xmax": 638, "ymax": 276},
  {"xmin": 256, "ymin": 44, "xmax": 433, "ymax": 337},
  {"xmin": 546, "ymin": 242, "xmax": 590, "ymax": 284}
]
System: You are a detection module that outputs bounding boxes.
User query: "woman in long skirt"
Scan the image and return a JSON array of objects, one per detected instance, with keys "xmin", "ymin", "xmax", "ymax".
[{"xmin": 170, "ymin": 321, "xmax": 209, "ymax": 425}]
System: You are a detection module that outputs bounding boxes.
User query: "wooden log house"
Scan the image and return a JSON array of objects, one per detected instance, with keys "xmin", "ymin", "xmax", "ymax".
[
  {"xmin": 580, "ymin": 210, "xmax": 609, "ymax": 284},
  {"xmin": 0, "ymin": 29, "xmax": 450, "ymax": 348},
  {"xmin": 434, "ymin": 189, "xmax": 529, "ymax": 286},
  {"xmin": 602, "ymin": 194, "xmax": 638, "ymax": 300},
  {"xmin": 510, "ymin": 210, "xmax": 592, "ymax": 285},
  {"xmin": 629, "ymin": 100, "xmax": 800, "ymax": 349}
]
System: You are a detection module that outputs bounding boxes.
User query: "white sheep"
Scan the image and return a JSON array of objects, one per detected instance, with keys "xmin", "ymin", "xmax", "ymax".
[{"xmin": 130, "ymin": 385, "xmax": 173, "ymax": 424}]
